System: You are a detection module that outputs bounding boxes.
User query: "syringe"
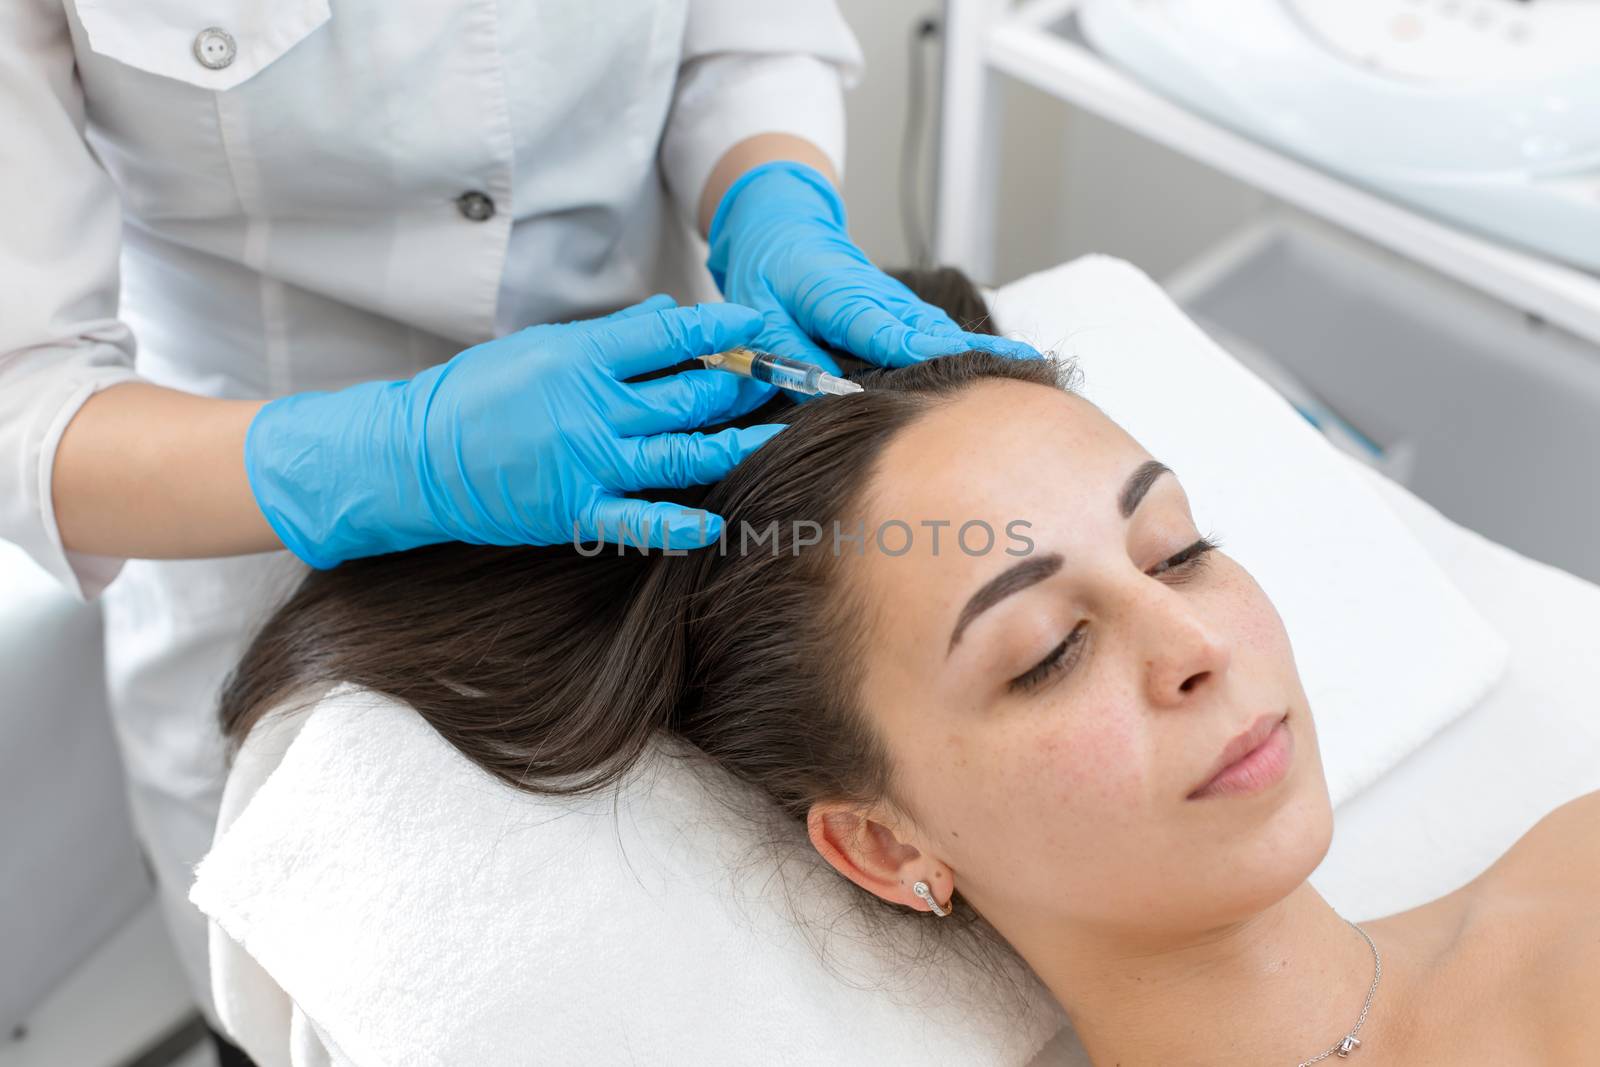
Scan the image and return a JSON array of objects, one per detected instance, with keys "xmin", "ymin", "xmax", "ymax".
[{"xmin": 699, "ymin": 347, "xmax": 863, "ymax": 397}]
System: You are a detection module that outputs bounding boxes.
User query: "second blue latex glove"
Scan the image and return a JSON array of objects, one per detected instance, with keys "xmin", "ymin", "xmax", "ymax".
[{"xmin": 707, "ymin": 160, "xmax": 1041, "ymax": 388}]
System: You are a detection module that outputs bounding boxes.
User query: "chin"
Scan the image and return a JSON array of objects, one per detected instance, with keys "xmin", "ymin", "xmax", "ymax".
[
  {"xmin": 1194, "ymin": 771, "xmax": 1335, "ymax": 927},
  {"xmin": 1240, "ymin": 779, "xmax": 1335, "ymax": 914}
]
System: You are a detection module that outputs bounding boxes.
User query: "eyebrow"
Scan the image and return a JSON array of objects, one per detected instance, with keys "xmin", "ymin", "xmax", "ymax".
[
  {"xmin": 1119, "ymin": 459, "xmax": 1172, "ymax": 520},
  {"xmin": 945, "ymin": 460, "xmax": 1173, "ymax": 656}
]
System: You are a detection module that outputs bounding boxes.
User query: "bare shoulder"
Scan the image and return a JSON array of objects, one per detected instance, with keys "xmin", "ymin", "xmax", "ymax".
[
  {"xmin": 1371, "ymin": 791, "xmax": 1600, "ymax": 936},
  {"xmin": 1461, "ymin": 790, "xmax": 1600, "ymax": 1060},
  {"xmin": 1353, "ymin": 797, "xmax": 1600, "ymax": 1062},
  {"xmin": 1473, "ymin": 789, "xmax": 1600, "ymax": 899}
]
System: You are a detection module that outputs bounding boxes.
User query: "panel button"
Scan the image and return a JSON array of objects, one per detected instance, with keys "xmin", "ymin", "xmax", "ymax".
[
  {"xmin": 456, "ymin": 191, "xmax": 496, "ymax": 222},
  {"xmin": 193, "ymin": 27, "xmax": 237, "ymax": 70}
]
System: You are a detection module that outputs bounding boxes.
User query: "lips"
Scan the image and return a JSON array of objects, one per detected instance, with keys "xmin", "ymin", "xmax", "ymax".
[{"xmin": 1186, "ymin": 710, "xmax": 1290, "ymax": 800}]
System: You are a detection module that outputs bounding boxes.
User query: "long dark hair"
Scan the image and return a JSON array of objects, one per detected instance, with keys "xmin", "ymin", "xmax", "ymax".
[{"xmin": 220, "ymin": 269, "xmax": 1069, "ymax": 939}]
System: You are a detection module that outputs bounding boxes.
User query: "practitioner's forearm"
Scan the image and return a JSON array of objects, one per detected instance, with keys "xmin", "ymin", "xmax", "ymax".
[
  {"xmin": 53, "ymin": 382, "xmax": 281, "ymax": 559},
  {"xmin": 697, "ymin": 132, "xmax": 839, "ymax": 238}
]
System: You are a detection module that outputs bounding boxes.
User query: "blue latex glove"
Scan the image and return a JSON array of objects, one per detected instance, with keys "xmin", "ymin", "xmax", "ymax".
[
  {"xmin": 706, "ymin": 160, "xmax": 1041, "ymax": 405},
  {"xmin": 245, "ymin": 296, "xmax": 782, "ymax": 568}
]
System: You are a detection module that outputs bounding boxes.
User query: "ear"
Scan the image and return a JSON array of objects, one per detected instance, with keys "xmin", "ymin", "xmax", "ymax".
[{"xmin": 806, "ymin": 801, "xmax": 951, "ymax": 914}]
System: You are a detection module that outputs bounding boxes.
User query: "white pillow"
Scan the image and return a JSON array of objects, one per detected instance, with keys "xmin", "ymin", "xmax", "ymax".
[{"xmin": 192, "ymin": 256, "xmax": 1507, "ymax": 1067}]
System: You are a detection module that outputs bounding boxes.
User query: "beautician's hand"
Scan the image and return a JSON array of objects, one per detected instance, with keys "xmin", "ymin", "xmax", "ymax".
[
  {"xmin": 707, "ymin": 160, "xmax": 1041, "ymax": 392},
  {"xmin": 245, "ymin": 297, "xmax": 781, "ymax": 568}
]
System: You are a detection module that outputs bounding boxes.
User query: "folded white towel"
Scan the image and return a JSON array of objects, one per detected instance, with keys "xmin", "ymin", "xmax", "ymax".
[
  {"xmin": 192, "ymin": 256, "xmax": 1509, "ymax": 1066},
  {"xmin": 197, "ymin": 686, "xmax": 1068, "ymax": 1067}
]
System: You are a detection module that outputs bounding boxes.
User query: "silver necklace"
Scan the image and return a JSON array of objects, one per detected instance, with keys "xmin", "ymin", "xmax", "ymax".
[{"xmin": 1295, "ymin": 919, "xmax": 1381, "ymax": 1066}]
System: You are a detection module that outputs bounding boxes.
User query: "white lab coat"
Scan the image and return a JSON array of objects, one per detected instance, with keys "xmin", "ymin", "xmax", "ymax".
[{"xmin": 0, "ymin": 0, "xmax": 861, "ymax": 1031}]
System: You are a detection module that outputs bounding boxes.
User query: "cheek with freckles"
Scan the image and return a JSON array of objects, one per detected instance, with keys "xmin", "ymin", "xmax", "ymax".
[
  {"xmin": 1216, "ymin": 559, "xmax": 1299, "ymax": 676},
  {"xmin": 1019, "ymin": 701, "xmax": 1146, "ymax": 817},
  {"xmin": 944, "ymin": 702, "xmax": 1151, "ymax": 890}
]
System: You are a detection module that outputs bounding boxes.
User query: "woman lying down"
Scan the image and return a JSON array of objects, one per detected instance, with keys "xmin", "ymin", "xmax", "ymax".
[{"xmin": 220, "ymin": 270, "xmax": 1599, "ymax": 1064}]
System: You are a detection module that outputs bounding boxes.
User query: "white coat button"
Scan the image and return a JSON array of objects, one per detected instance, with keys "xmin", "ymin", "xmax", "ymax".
[
  {"xmin": 193, "ymin": 28, "xmax": 237, "ymax": 70},
  {"xmin": 456, "ymin": 191, "xmax": 496, "ymax": 222}
]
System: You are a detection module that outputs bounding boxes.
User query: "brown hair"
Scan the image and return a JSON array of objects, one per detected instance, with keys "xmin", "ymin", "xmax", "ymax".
[{"xmin": 221, "ymin": 270, "xmax": 1070, "ymax": 974}]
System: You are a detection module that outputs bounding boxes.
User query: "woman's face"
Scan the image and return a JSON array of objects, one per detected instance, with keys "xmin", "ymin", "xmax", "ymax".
[{"xmin": 827, "ymin": 380, "xmax": 1332, "ymax": 946}]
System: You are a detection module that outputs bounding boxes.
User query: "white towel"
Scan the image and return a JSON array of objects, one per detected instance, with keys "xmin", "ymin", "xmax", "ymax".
[
  {"xmin": 191, "ymin": 256, "xmax": 1508, "ymax": 1066},
  {"xmin": 196, "ymin": 686, "xmax": 1068, "ymax": 1067}
]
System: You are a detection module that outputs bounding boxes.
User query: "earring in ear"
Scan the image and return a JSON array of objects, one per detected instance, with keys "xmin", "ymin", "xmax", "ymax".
[{"xmin": 912, "ymin": 880, "xmax": 950, "ymax": 917}]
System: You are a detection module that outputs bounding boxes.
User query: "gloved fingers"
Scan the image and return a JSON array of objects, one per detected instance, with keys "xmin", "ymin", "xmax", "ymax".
[
  {"xmin": 581, "ymin": 496, "xmax": 725, "ymax": 550},
  {"xmin": 612, "ymin": 423, "xmax": 786, "ymax": 491},
  {"xmin": 823, "ymin": 292, "xmax": 1043, "ymax": 363},
  {"xmin": 897, "ymin": 299, "xmax": 969, "ymax": 338},
  {"xmin": 759, "ymin": 316, "xmax": 846, "ymax": 377},
  {"xmin": 722, "ymin": 374, "xmax": 782, "ymax": 418},
  {"xmin": 816, "ymin": 296, "xmax": 971, "ymax": 368},
  {"xmin": 888, "ymin": 291, "xmax": 1044, "ymax": 360},
  {"xmin": 595, "ymin": 293, "xmax": 678, "ymax": 323},
  {"xmin": 619, "ymin": 368, "xmax": 755, "ymax": 437},
  {"xmin": 954, "ymin": 332, "xmax": 1047, "ymax": 360},
  {"xmin": 591, "ymin": 302, "xmax": 764, "ymax": 380}
]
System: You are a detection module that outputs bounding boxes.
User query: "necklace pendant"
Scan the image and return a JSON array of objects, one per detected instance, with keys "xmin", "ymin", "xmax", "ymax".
[{"xmin": 1336, "ymin": 1034, "xmax": 1361, "ymax": 1057}]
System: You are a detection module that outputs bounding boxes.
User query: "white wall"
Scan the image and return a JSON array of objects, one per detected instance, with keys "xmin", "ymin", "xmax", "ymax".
[{"xmin": 834, "ymin": 1, "xmax": 1271, "ymax": 285}]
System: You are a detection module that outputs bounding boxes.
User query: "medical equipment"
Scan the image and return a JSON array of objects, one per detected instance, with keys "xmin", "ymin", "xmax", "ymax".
[
  {"xmin": 699, "ymin": 346, "xmax": 864, "ymax": 396},
  {"xmin": 1078, "ymin": 0, "xmax": 1600, "ymax": 272},
  {"xmin": 1166, "ymin": 215, "xmax": 1600, "ymax": 583},
  {"xmin": 1199, "ymin": 324, "xmax": 1392, "ymax": 474}
]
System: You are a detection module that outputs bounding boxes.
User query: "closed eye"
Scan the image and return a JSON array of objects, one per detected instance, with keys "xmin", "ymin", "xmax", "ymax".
[
  {"xmin": 1148, "ymin": 533, "xmax": 1220, "ymax": 584},
  {"xmin": 1007, "ymin": 533, "xmax": 1222, "ymax": 694},
  {"xmin": 1009, "ymin": 622, "xmax": 1087, "ymax": 693}
]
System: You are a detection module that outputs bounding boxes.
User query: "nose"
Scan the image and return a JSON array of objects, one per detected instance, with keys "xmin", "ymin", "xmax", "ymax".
[{"xmin": 1135, "ymin": 585, "xmax": 1231, "ymax": 708}]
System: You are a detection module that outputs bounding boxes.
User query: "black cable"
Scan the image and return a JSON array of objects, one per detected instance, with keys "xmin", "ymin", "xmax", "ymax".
[{"xmin": 900, "ymin": 15, "xmax": 941, "ymax": 272}]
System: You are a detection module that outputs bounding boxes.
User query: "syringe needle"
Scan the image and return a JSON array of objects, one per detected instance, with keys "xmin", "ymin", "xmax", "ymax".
[{"xmin": 816, "ymin": 373, "xmax": 863, "ymax": 396}]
